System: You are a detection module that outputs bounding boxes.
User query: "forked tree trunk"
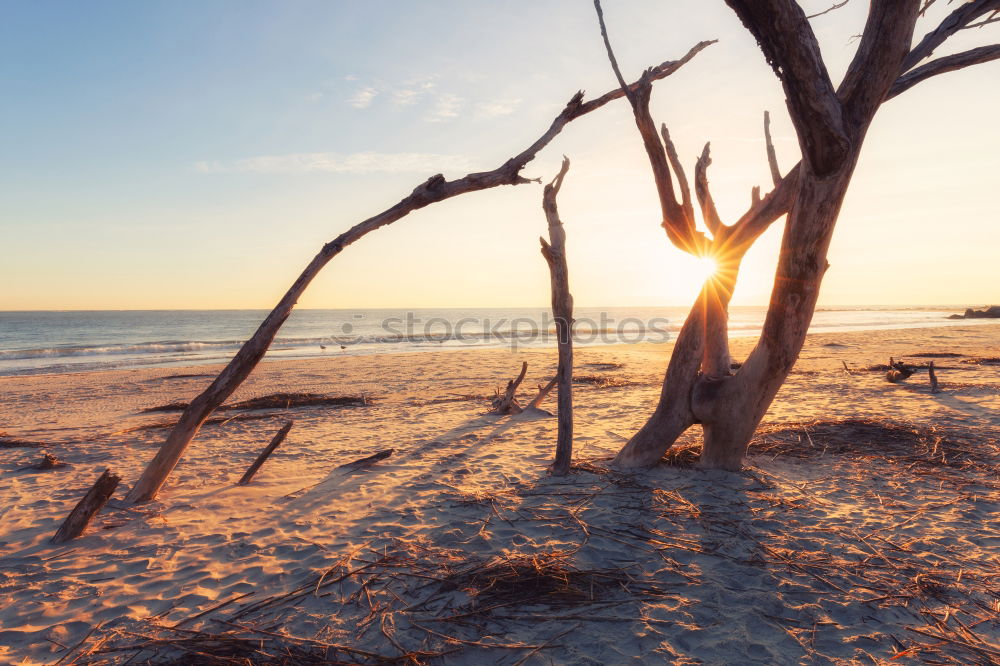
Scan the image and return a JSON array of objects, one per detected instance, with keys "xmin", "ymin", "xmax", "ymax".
[{"xmin": 599, "ymin": 0, "xmax": 997, "ymax": 471}]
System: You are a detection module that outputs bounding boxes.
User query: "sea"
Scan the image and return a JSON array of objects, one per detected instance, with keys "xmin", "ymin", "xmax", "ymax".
[{"xmin": 0, "ymin": 306, "xmax": 987, "ymax": 377}]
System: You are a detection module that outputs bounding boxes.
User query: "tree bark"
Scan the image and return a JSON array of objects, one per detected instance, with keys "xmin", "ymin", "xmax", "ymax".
[{"xmin": 540, "ymin": 158, "xmax": 575, "ymax": 475}]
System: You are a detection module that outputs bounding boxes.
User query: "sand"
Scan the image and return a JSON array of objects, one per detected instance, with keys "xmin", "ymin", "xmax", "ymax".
[{"xmin": 1, "ymin": 324, "xmax": 998, "ymax": 664}]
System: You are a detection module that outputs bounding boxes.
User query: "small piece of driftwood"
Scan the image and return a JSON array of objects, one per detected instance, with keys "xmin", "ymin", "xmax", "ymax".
[
  {"xmin": 841, "ymin": 360, "xmax": 852, "ymax": 375},
  {"xmin": 238, "ymin": 421, "xmax": 293, "ymax": 486},
  {"xmin": 928, "ymin": 360, "xmax": 940, "ymax": 393},
  {"xmin": 528, "ymin": 377, "xmax": 558, "ymax": 409},
  {"xmin": 51, "ymin": 468, "xmax": 121, "ymax": 544},
  {"xmin": 885, "ymin": 357, "xmax": 914, "ymax": 383},
  {"xmin": 336, "ymin": 449, "xmax": 394, "ymax": 470},
  {"xmin": 491, "ymin": 362, "xmax": 528, "ymax": 415}
]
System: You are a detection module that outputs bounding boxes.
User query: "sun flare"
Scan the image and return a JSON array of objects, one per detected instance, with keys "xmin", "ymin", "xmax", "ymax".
[{"xmin": 696, "ymin": 256, "xmax": 719, "ymax": 282}]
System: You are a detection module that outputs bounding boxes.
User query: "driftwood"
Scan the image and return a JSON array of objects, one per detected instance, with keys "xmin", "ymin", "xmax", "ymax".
[
  {"xmin": 32, "ymin": 453, "xmax": 66, "ymax": 470},
  {"xmin": 237, "ymin": 421, "xmax": 294, "ymax": 486},
  {"xmin": 336, "ymin": 449, "xmax": 394, "ymax": 470},
  {"xmin": 491, "ymin": 362, "xmax": 528, "ymax": 415},
  {"xmin": 928, "ymin": 360, "xmax": 941, "ymax": 394},
  {"xmin": 841, "ymin": 360, "xmax": 852, "ymax": 375},
  {"xmin": 527, "ymin": 377, "xmax": 558, "ymax": 410},
  {"xmin": 122, "ymin": 43, "xmax": 713, "ymax": 503},
  {"xmin": 885, "ymin": 357, "xmax": 915, "ymax": 383},
  {"xmin": 51, "ymin": 469, "xmax": 121, "ymax": 544},
  {"xmin": 540, "ymin": 158, "xmax": 575, "ymax": 475}
]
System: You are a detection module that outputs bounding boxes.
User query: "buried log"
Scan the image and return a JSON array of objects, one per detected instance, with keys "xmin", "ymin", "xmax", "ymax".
[
  {"xmin": 491, "ymin": 361, "xmax": 528, "ymax": 415},
  {"xmin": 527, "ymin": 377, "xmax": 558, "ymax": 410},
  {"xmin": 27, "ymin": 453, "xmax": 67, "ymax": 471},
  {"xmin": 51, "ymin": 468, "xmax": 121, "ymax": 544},
  {"xmin": 885, "ymin": 357, "xmax": 915, "ymax": 383},
  {"xmin": 237, "ymin": 421, "xmax": 294, "ymax": 486},
  {"xmin": 928, "ymin": 360, "xmax": 941, "ymax": 394},
  {"xmin": 540, "ymin": 157, "xmax": 574, "ymax": 475},
  {"xmin": 336, "ymin": 448, "xmax": 394, "ymax": 470}
]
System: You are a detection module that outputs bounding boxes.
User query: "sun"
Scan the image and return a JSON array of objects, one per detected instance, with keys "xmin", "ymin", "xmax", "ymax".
[{"xmin": 695, "ymin": 255, "xmax": 719, "ymax": 282}]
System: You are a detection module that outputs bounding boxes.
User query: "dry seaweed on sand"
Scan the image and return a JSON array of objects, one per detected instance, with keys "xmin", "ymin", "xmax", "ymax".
[
  {"xmin": 582, "ymin": 362, "xmax": 624, "ymax": 371},
  {"xmin": 142, "ymin": 393, "xmax": 372, "ymax": 413},
  {"xmin": 750, "ymin": 418, "xmax": 999, "ymax": 474},
  {"xmin": 572, "ymin": 375, "xmax": 639, "ymax": 388},
  {"xmin": 961, "ymin": 356, "xmax": 1000, "ymax": 366}
]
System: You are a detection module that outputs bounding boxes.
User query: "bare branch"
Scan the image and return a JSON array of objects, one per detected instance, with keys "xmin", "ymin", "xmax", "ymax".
[
  {"xmin": 661, "ymin": 124, "xmax": 694, "ymax": 223},
  {"xmin": 763, "ymin": 110, "xmax": 781, "ymax": 186},
  {"xmin": 593, "ymin": 0, "xmax": 709, "ymax": 254},
  {"xmin": 694, "ymin": 143, "xmax": 724, "ymax": 239},
  {"xmin": 888, "ymin": 43, "xmax": 1000, "ymax": 98},
  {"xmin": 593, "ymin": 0, "xmax": 633, "ymax": 104},
  {"xmin": 541, "ymin": 157, "xmax": 575, "ymax": 476},
  {"xmin": 725, "ymin": 0, "xmax": 849, "ymax": 175},
  {"xmin": 903, "ymin": 0, "xmax": 1000, "ymax": 72},
  {"xmin": 963, "ymin": 13, "xmax": 1000, "ymax": 30},
  {"xmin": 806, "ymin": 0, "xmax": 851, "ymax": 20}
]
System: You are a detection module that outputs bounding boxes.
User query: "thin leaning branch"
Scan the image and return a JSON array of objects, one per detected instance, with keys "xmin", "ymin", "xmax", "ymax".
[
  {"xmin": 660, "ymin": 124, "xmax": 695, "ymax": 224},
  {"xmin": 122, "ymin": 42, "xmax": 715, "ymax": 503}
]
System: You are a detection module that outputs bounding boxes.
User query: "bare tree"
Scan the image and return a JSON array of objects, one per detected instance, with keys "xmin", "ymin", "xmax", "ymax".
[{"xmin": 597, "ymin": 0, "xmax": 1000, "ymax": 470}]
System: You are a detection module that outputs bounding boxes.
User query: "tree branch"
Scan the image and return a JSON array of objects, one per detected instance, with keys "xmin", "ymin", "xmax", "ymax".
[
  {"xmin": 725, "ymin": 0, "xmax": 849, "ymax": 175},
  {"xmin": 806, "ymin": 0, "xmax": 851, "ymax": 19},
  {"xmin": 694, "ymin": 143, "xmax": 724, "ymax": 239},
  {"xmin": 593, "ymin": 0, "xmax": 709, "ymax": 254},
  {"xmin": 904, "ymin": 0, "xmax": 1000, "ymax": 72},
  {"xmin": 763, "ymin": 110, "xmax": 782, "ymax": 187},
  {"xmin": 888, "ymin": 43, "xmax": 1000, "ymax": 98},
  {"xmin": 661, "ymin": 124, "xmax": 694, "ymax": 224}
]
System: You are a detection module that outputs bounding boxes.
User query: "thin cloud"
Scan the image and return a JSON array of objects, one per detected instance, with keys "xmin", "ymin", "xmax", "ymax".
[
  {"xmin": 476, "ymin": 98, "xmax": 522, "ymax": 118},
  {"xmin": 425, "ymin": 93, "xmax": 464, "ymax": 122},
  {"xmin": 348, "ymin": 87, "xmax": 378, "ymax": 109},
  {"xmin": 393, "ymin": 89, "xmax": 420, "ymax": 106},
  {"xmin": 195, "ymin": 151, "xmax": 473, "ymax": 175}
]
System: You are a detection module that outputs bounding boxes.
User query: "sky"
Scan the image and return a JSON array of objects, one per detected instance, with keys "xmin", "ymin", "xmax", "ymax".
[{"xmin": 1, "ymin": 0, "xmax": 998, "ymax": 310}]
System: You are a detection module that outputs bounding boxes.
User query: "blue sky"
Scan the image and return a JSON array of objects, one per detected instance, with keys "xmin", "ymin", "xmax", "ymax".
[{"xmin": 2, "ymin": 1, "xmax": 998, "ymax": 309}]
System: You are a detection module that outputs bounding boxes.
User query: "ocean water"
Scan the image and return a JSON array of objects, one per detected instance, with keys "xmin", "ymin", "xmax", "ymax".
[{"xmin": 0, "ymin": 306, "xmax": 986, "ymax": 377}]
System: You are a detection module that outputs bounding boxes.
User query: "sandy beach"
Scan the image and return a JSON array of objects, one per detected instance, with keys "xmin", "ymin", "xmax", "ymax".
[{"xmin": 1, "ymin": 323, "xmax": 998, "ymax": 664}]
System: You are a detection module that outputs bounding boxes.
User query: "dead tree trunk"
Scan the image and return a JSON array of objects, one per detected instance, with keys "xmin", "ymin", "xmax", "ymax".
[
  {"xmin": 238, "ymin": 421, "xmax": 294, "ymax": 486},
  {"xmin": 123, "ymin": 44, "xmax": 712, "ymax": 502},
  {"xmin": 52, "ymin": 469, "xmax": 121, "ymax": 544},
  {"xmin": 492, "ymin": 361, "xmax": 528, "ymax": 415},
  {"xmin": 597, "ymin": 0, "xmax": 1000, "ymax": 470},
  {"xmin": 540, "ymin": 158, "xmax": 575, "ymax": 475}
]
